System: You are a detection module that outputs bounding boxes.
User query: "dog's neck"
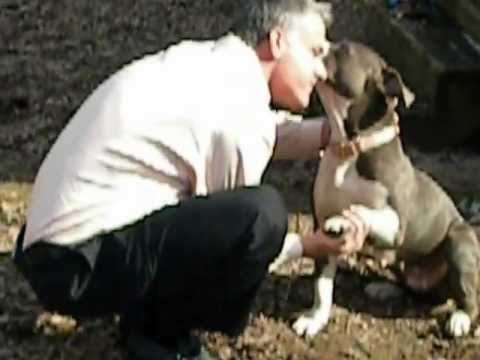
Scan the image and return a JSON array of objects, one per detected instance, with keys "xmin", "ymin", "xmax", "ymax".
[
  {"xmin": 328, "ymin": 108, "xmax": 400, "ymax": 160},
  {"xmin": 316, "ymin": 82, "xmax": 400, "ymax": 160}
]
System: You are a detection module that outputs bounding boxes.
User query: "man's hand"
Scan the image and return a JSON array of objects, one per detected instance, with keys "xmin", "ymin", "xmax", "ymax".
[{"xmin": 302, "ymin": 206, "xmax": 369, "ymax": 259}]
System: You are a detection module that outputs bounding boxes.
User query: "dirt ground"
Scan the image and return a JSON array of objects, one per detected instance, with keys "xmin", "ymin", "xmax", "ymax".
[{"xmin": 1, "ymin": 0, "xmax": 480, "ymax": 359}]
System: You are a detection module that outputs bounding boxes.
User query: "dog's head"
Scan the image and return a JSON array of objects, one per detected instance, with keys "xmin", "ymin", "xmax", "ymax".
[{"xmin": 316, "ymin": 41, "xmax": 415, "ymax": 139}]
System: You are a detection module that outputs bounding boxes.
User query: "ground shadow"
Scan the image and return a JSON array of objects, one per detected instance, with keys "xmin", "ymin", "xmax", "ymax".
[{"xmin": 257, "ymin": 267, "xmax": 447, "ymax": 327}]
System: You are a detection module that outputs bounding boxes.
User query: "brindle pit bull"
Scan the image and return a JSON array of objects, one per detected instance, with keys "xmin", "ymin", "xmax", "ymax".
[{"xmin": 274, "ymin": 41, "xmax": 480, "ymax": 339}]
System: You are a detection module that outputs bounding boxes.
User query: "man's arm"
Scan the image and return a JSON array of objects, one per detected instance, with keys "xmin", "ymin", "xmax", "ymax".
[
  {"xmin": 269, "ymin": 207, "xmax": 369, "ymax": 272},
  {"xmin": 273, "ymin": 116, "xmax": 330, "ymax": 160}
]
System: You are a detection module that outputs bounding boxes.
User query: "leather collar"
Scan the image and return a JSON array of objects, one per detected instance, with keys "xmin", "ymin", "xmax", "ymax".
[{"xmin": 324, "ymin": 122, "xmax": 400, "ymax": 160}]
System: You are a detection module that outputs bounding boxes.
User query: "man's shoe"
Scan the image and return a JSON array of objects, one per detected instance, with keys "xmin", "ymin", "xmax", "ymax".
[
  {"xmin": 193, "ymin": 347, "xmax": 217, "ymax": 360},
  {"xmin": 175, "ymin": 333, "xmax": 216, "ymax": 360},
  {"xmin": 124, "ymin": 329, "xmax": 216, "ymax": 360},
  {"xmin": 125, "ymin": 330, "xmax": 175, "ymax": 360}
]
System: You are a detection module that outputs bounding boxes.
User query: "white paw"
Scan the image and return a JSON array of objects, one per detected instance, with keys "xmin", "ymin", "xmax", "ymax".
[
  {"xmin": 269, "ymin": 233, "xmax": 302, "ymax": 273},
  {"xmin": 352, "ymin": 205, "xmax": 399, "ymax": 248},
  {"xmin": 268, "ymin": 258, "xmax": 282, "ymax": 273},
  {"xmin": 324, "ymin": 216, "xmax": 349, "ymax": 236},
  {"xmin": 364, "ymin": 281, "xmax": 404, "ymax": 301},
  {"xmin": 293, "ymin": 310, "xmax": 329, "ymax": 338},
  {"xmin": 446, "ymin": 310, "xmax": 471, "ymax": 337}
]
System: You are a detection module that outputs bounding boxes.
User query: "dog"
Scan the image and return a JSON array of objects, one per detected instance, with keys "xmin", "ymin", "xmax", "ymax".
[{"xmin": 273, "ymin": 41, "xmax": 480, "ymax": 338}]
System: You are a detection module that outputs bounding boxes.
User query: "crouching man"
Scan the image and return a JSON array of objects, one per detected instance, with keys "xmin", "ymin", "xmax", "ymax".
[{"xmin": 13, "ymin": 1, "xmax": 368, "ymax": 359}]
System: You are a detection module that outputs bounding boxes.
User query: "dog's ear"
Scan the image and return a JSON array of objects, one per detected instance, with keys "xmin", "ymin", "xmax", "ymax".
[{"xmin": 381, "ymin": 67, "xmax": 415, "ymax": 108}]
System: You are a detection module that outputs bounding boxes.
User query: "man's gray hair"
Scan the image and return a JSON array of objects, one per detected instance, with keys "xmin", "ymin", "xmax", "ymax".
[{"xmin": 231, "ymin": 0, "xmax": 332, "ymax": 48}]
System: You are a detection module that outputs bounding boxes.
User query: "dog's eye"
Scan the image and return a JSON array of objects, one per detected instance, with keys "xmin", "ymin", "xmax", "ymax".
[{"xmin": 312, "ymin": 46, "xmax": 324, "ymax": 58}]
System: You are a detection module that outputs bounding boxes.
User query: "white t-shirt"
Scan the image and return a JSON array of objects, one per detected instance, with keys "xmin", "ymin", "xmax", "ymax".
[{"xmin": 24, "ymin": 34, "xmax": 326, "ymax": 248}]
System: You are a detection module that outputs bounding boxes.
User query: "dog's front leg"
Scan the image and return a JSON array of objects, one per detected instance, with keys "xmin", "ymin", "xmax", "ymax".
[
  {"xmin": 269, "ymin": 233, "xmax": 304, "ymax": 272},
  {"xmin": 293, "ymin": 257, "xmax": 337, "ymax": 338},
  {"xmin": 324, "ymin": 205, "xmax": 401, "ymax": 249},
  {"xmin": 353, "ymin": 205, "xmax": 401, "ymax": 248}
]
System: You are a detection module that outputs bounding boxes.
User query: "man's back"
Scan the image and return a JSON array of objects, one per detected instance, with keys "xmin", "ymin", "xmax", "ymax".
[{"xmin": 24, "ymin": 35, "xmax": 277, "ymax": 248}]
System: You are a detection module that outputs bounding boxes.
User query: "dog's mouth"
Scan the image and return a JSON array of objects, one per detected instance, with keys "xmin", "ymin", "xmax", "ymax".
[{"xmin": 315, "ymin": 81, "xmax": 351, "ymax": 142}]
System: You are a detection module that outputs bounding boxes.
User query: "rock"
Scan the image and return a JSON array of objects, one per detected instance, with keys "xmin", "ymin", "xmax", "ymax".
[
  {"xmin": 438, "ymin": 0, "xmax": 480, "ymax": 44},
  {"xmin": 331, "ymin": 0, "xmax": 480, "ymax": 149},
  {"xmin": 0, "ymin": 314, "xmax": 9, "ymax": 325},
  {"xmin": 0, "ymin": 349, "xmax": 14, "ymax": 359},
  {"xmin": 35, "ymin": 312, "xmax": 77, "ymax": 336},
  {"xmin": 0, "ymin": 224, "xmax": 19, "ymax": 254}
]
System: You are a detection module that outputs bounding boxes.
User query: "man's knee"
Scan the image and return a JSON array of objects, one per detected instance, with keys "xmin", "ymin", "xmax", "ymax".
[
  {"xmin": 240, "ymin": 185, "xmax": 288, "ymax": 261},
  {"xmin": 255, "ymin": 185, "xmax": 288, "ymax": 235}
]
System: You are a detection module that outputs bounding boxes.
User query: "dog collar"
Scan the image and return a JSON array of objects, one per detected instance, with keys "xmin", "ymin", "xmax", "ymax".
[{"xmin": 324, "ymin": 122, "xmax": 400, "ymax": 160}]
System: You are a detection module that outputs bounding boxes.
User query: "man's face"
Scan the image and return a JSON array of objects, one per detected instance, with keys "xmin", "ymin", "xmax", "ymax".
[{"xmin": 269, "ymin": 12, "xmax": 330, "ymax": 112}]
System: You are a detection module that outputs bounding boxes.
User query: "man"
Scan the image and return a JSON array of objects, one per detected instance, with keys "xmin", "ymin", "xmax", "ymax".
[{"xmin": 13, "ymin": 1, "xmax": 368, "ymax": 359}]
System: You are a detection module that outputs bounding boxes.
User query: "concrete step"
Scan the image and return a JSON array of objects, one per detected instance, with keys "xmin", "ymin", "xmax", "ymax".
[
  {"xmin": 330, "ymin": 0, "xmax": 480, "ymax": 150},
  {"xmin": 439, "ymin": 0, "xmax": 480, "ymax": 44}
]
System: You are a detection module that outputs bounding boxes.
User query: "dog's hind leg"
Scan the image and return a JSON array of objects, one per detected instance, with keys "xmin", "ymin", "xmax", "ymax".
[
  {"xmin": 443, "ymin": 220, "xmax": 480, "ymax": 337},
  {"xmin": 293, "ymin": 257, "xmax": 337, "ymax": 338}
]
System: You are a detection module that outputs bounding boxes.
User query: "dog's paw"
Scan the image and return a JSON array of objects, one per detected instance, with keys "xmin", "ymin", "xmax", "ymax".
[
  {"xmin": 364, "ymin": 281, "xmax": 404, "ymax": 301},
  {"xmin": 292, "ymin": 310, "xmax": 329, "ymax": 338},
  {"xmin": 324, "ymin": 216, "xmax": 349, "ymax": 237},
  {"xmin": 446, "ymin": 310, "xmax": 471, "ymax": 337},
  {"xmin": 269, "ymin": 233, "xmax": 302, "ymax": 273}
]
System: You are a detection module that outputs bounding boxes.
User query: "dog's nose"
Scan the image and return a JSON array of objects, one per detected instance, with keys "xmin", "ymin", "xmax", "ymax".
[
  {"xmin": 323, "ymin": 41, "xmax": 331, "ymax": 57},
  {"xmin": 315, "ymin": 59, "xmax": 328, "ymax": 81}
]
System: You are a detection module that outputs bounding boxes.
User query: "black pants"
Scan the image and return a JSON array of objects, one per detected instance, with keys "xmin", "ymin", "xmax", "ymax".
[{"xmin": 13, "ymin": 186, "xmax": 287, "ymax": 337}]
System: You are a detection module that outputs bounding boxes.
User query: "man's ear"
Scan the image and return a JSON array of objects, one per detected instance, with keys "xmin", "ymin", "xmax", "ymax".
[
  {"xmin": 269, "ymin": 27, "xmax": 287, "ymax": 60},
  {"xmin": 381, "ymin": 67, "xmax": 415, "ymax": 108}
]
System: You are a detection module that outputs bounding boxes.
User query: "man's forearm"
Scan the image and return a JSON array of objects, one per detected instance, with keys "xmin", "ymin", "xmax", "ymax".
[{"xmin": 273, "ymin": 117, "xmax": 329, "ymax": 160}]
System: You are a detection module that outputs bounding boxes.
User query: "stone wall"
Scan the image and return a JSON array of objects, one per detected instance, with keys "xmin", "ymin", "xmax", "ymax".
[{"xmin": 328, "ymin": 0, "xmax": 480, "ymax": 149}]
